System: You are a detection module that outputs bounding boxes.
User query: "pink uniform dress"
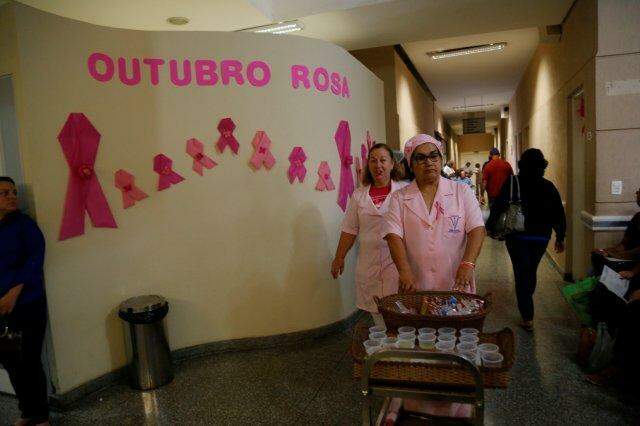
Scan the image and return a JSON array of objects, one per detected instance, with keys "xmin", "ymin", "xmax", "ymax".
[
  {"xmin": 383, "ymin": 177, "xmax": 484, "ymax": 293},
  {"xmin": 341, "ymin": 180, "xmax": 409, "ymax": 312}
]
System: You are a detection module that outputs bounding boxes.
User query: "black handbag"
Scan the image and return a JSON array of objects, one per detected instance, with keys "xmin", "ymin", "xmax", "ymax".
[
  {"xmin": 492, "ymin": 175, "xmax": 525, "ymax": 240},
  {"xmin": 0, "ymin": 317, "xmax": 22, "ymax": 357}
]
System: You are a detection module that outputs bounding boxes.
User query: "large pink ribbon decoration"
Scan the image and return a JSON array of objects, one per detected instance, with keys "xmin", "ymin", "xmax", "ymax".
[
  {"xmin": 287, "ymin": 146, "xmax": 307, "ymax": 184},
  {"xmin": 57, "ymin": 113, "xmax": 117, "ymax": 241},
  {"xmin": 335, "ymin": 120, "xmax": 355, "ymax": 212},
  {"xmin": 153, "ymin": 154, "xmax": 185, "ymax": 190},
  {"xmin": 216, "ymin": 117, "xmax": 240, "ymax": 154},
  {"xmin": 315, "ymin": 161, "xmax": 335, "ymax": 191},
  {"xmin": 249, "ymin": 131, "xmax": 276, "ymax": 170},
  {"xmin": 114, "ymin": 169, "xmax": 148, "ymax": 209},
  {"xmin": 186, "ymin": 138, "xmax": 217, "ymax": 175}
]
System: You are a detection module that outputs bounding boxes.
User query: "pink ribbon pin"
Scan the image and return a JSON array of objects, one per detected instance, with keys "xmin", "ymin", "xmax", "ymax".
[
  {"xmin": 435, "ymin": 201, "xmax": 445, "ymax": 221},
  {"xmin": 288, "ymin": 147, "xmax": 307, "ymax": 184},
  {"xmin": 315, "ymin": 161, "xmax": 335, "ymax": 191},
  {"xmin": 153, "ymin": 154, "xmax": 185, "ymax": 190},
  {"xmin": 335, "ymin": 120, "xmax": 355, "ymax": 212},
  {"xmin": 249, "ymin": 131, "xmax": 276, "ymax": 170},
  {"xmin": 57, "ymin": 113, "xmax": 117, "ymax": 241},
  {"xmin": 186, "ymin": 138, "xmax": 217, "ymax": 175},
  {"xmin": 114, "ymin": 169, "xmax": 148, "ymax": 209},
  {"xmin": 216, "ymin": 117, "xmax": 240, "ymax": 154}
]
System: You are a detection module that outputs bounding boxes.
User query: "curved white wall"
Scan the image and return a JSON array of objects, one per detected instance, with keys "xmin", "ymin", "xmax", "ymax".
[{"xmin": 6, "ymin": 4, "xmax": 384, "ymax": 393}]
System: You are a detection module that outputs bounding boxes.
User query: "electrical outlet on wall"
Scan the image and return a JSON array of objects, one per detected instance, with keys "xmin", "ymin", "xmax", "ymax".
[{"xmin": 611, "ymin": 180, "xmax": 623, "ymax": 195}]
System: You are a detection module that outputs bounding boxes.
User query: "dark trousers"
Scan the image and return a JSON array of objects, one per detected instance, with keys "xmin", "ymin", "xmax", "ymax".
[
  {"xmin": 0, "ymin": 298, "xmax": 49, "ymax": 422},
  {"xmin": 506, "ymin": 237, "xmax": 548, "ymax": 321}
]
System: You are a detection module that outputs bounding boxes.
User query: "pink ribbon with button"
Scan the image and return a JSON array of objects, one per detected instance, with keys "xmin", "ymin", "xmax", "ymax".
[
  {"xmin": 335, "ymin": 120, "xmax": 355, "ymax": 212},
  {"xmin": 57, "ymin": 113, "xmax": 117, "ymax": 241},
  {"xmin": 153, "ymin": 154, "xmax": 185, "ymax": 190},
  {"xmin": 287, "ymin": 146, "xmax": 307, "ymax": 184},
  {"xmin": 216, "ymin": 117, "xmax": 240, "ymax": 155},
  {"xmin": 315, "ymin": 161, "xmax": 335, "ymax": 191},
  {"xmin": 114, "ymin": 169, "xmax": 148, "ymax": 209},
  {"xmin": 186, "ymin": 138, "xmax": 217, "ymax": 176},
  {"xmin": 249, "ymin": 131, "xmax": 276, "ymax": 170}
]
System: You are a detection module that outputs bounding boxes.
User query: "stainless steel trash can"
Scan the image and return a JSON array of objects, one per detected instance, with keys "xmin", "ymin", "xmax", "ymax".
[{"xmin": 118, "ymin": 295, "xmax": 173, "ymax": 390}]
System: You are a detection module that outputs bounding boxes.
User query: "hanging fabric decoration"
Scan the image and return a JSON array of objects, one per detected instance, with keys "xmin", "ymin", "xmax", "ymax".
[
  {"xmin": 315, "ymin": 161, "xmax": 335, "ymax": 191},
  {"xmin": 216, "ymin": 117, "xmax": 240, "ymax": 154},
  {"xmin": 57, "ymin": 113, "xmax": 117, "ymax": 241},
  {"xmin": 354, "ymin": 157, "xmax": 363, "ymax": 188},
  {"xmin": 335, "ymin": 120, "xmax": 355, "ymax": 212},
  {"xmin": 249, "ymin": 131, "xmax": 276, "ymax": 170},
  {"xmin": 153, "ymin": 154, "xmax": 185, "ymax": 190},
  {"xmin": 186, "ymin": 138, "xmax": 217, "ymax": 175},
  {"xmin": 114, "ymin": 169, "xmax": 148, "ymax": 209},
  {"xmin": 287, "ymin": 146, "xmax": 307, "ymax": 184}
]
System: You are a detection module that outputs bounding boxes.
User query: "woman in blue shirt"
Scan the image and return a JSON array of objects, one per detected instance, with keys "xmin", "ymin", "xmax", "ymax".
[{"xmin": 0, "ymin": 176, "xmax": 49, "ymax": 425}]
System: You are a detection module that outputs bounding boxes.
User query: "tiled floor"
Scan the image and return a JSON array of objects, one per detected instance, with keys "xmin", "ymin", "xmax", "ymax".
[{"xmin": 2, "ymin": 238, "xmax": 639, "ymax": 425}]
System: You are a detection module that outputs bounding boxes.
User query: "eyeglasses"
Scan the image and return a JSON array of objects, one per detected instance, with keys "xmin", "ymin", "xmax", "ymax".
[
  {"xmin": 0, "ymin": 189, "xmax": 18, "ymax": 197},
  {"xmin": 412, "ymin": 151, "xmax": 441, "ymax": 164}
]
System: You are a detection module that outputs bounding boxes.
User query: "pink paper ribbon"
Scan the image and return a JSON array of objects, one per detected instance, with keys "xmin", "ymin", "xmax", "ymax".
[
  {"xmin": 315, "ymin": 161, "xmax": 335, "ymax": 191},
  {"xmin": 153, "ymin": 154, "xmax": 185, "ymax": 190},
  {"xmin": 249, "ymin": 131, "xmax": 276, "ymax": 170},
  {"xmin": 216, "ymin": 117, "xmax": 240, "ymax": 154},
  {"xmin": 186, "ymin": 138, "xmax": 217, "ymax": 175},
  {"xmin": 335, "ymin": 120, "xmax": 355, "ymax": 211},
  {"xmin": 114, "ymin": 169, "xmax": 148, "ymax": 209},
  {"xmin": 288, "ymin": 146, "xmax": 307, "ymax": 184},
  {"xmin": 57, "ymin": 113, "xmax": 117, "ymax": 241}
]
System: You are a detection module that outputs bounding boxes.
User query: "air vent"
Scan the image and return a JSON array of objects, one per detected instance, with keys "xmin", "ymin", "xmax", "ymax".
[{"xmin": 463, "ymin": 117, "xmax": 485, "ymax": 134}]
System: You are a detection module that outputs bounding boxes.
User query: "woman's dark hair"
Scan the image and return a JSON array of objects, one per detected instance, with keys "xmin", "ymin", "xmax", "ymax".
[
  {"xmin": 518, "ymin": 148, "xmax": 548, "ymax": 178},
  {"xmin": 362, "ymin": 143, "xmax": 402, "ymax": 185},
  {"xmin": 0, "ymin": 176, "xmax": 15, "ymax": 184}
]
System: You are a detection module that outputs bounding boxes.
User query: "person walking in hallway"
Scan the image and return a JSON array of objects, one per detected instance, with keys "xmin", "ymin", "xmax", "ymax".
[
  {"xmin": 483, "ymin": 148, "xmax": 513, "ymax": 207},
  {"xmin": 486, "ymin": 149, "xmax": 566, "ymax": 332}
]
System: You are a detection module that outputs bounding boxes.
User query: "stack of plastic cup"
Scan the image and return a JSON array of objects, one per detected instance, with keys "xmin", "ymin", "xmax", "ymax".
[
  {"xmin": 398, "ymin": 326, "xmax": 416, "ymax": 335},
  {"xmin": 418, "ymin": 327, "xmax": 436, "ymax": 335},
  {"xmin": 397, "ymin": 333, "xmax": 415, "ymax": 349},
  {"xmin": 418, "ymin": 333, "xmax": 437, "ymax": 349},
  {"xmin": 369, "ymin": 331, "xmax": 387, "ymax": 343},
  {"xmin": 460, "ymin": 328, "xmax": 479, "ymax": 336},
  {"xmin": 363, "ymin": 339, "xmax": 382, "ymax": 355},
  {"xmin": 481, "ymin": 352, "xmax": 503, "ymax": 368},
  {"xmin": 435, "ymin": 340, "xmax": 455, "ymax": 353},
  {"xmin": 437, "ymin": 327, "xmax": 456, "ymax": 337},
  {"xmin": 369, "ymin": 325, "xmax": 387, "ymax": 335},
  {"xmin": 459, "ymin": 334, "xmax": 479, "ymax": 345},
  {"xmin": 382, "ymin": 336, "xmax": 398, "ymax": 349}
]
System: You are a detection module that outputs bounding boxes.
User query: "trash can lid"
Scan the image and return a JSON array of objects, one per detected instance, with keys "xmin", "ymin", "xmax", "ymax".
[{"xmin": 119, "ymin": 295, "xmax": 167, "ymax": 314}]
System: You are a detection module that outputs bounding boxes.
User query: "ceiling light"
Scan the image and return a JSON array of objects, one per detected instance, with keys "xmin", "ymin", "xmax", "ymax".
[
  {"xmin": 452, "ymin": 103, "xmax": 494, "ymax": 110},
  {"xmin": 428, "ymin": 43, "xmax": 507, "ymax": 60},
  {"xmin": 237, "ymin": 20, "xmax": 304, "ymax": 35},
  {"xmin": 167, "ymin": 17, "xmax": 190, "ymax": 26}
]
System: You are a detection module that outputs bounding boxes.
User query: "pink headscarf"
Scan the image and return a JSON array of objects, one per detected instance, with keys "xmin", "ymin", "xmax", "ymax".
[{"xmin": 403, "ymin": 134, "xmax": 443, "ymax": 164}]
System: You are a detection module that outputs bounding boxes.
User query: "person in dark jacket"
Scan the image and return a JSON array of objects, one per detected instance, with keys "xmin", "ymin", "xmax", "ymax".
[
  {"xmin": 487, "ymin": 149, "xmax": 566, "ymax": 332},
  {"xmin": 0, "ymin": 176, "xmax": 49, "ymax": 425}
]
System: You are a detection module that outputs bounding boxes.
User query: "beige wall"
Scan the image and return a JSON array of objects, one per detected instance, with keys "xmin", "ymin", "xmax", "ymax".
[
  {"xmin": 5, "ymin": 4, "xmax": 386, "ymax": 393},
  {"xmin": 506, "ymin": 0, "xmax": 598, "ymax": 274},
  {"xmin": 458, "ymin": 133, "xmax": 494, "ymax": 153}
]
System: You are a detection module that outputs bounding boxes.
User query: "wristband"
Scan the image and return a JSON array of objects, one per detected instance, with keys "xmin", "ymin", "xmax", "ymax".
[{"xmin": 460, "ymin": 261, "xmax": 475, "ymax": 269}]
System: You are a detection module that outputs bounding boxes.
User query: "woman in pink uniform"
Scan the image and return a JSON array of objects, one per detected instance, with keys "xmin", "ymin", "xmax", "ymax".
[
  {"xmin": 384, "ymin": 134, "xmax": 485, "ymax": 293},
  {"xmin": 331, "ymin": 143, "xmax": 408, "ymax": 326}
]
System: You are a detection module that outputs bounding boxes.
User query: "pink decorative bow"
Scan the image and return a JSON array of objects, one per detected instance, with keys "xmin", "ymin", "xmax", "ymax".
[
  {"xmin": 216, "ymin": 117, "xmax": 240, "ymax": 154},
  {"xmin": 153, "ymin": 154, "xmax": 185, "ymax": 190},
  {"xmin": 186, "ymin": 138, "xmax": 217, "ymax": 175},
  {"xmin": 315, "ymin": 161, "xmax": 335, "ymax": 191},
  {"xmin": 335, "ymin": 120, "xmax": 355, "ymax": 211},
  {"xmin": 57, "ymin": 113, "xmax": 117, "ymax": 241},
  {"xmin": 114, "ymin": 169, "xmax": 148, "ymax": 209},
  {"xmin": 249, "ymin": 131, "xmax": 276, "ymax": 170},
  {"xmin": 288, "ymin": 146, "xmax": 307, "ymax": 184}
]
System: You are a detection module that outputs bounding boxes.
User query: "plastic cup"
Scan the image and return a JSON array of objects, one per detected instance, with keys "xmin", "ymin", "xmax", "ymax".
[
  {"xmin": 481, "ymin": 351, "xmax": 504, "ymax": 368},
  {"xmin": 382, "ymin": 337, "xmax": 398, "ymax": 349},
  {"xmin": 398, "ymin": 332, "xmax": 415, "ymax": 340},
  {"xmin": 460, "ymin": 328, "xmax": 479, "ymax": 336},
  {"xmin": 418, "ymin": 327, "xmax": 436, "ymax": 336},
  {"xmin": 458, "ymin": 350, "xmax": 476, "ymax": 363},
  {"xmin": 397, "ymin": 334, "xmax": 415, "ymax": 349},
  {"xmin": 478, "ymin": 343, "xmax": 499, "ymax": 356},
  {"xmin": 369, "ymin": 332, "xmax": 387, "ymax": 342},
  {"xmin": 456, "ymin": 342, "xmax": 477, "ymax": 353},
  {"xmin": 363, "ymin": 339, "xmax": 382, "ymax": 355},
  {"xmin": 435, "ymin": 340, "xmax": 455, "ymax": 352},
  {"xmin": 437, "ymin": 327, "xmax": 456, "ymax": 336},
  {"xmin": 369, "ymin": 325, "xmax": 387, "ymax": 334},
  {"xmin": 398, "ymin": 326, "xmax": 416, "ymax": 335},
  {"xmin": 418, "ymin": 333, "xmax": 437, "ymax": 349},
  {"xmin": 459, "ymin": 334, "xmax": 479, "ymax": 344},
  {"xmin": 437, "ymin": 334, "xmax": 456, "ymax": 343}
]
